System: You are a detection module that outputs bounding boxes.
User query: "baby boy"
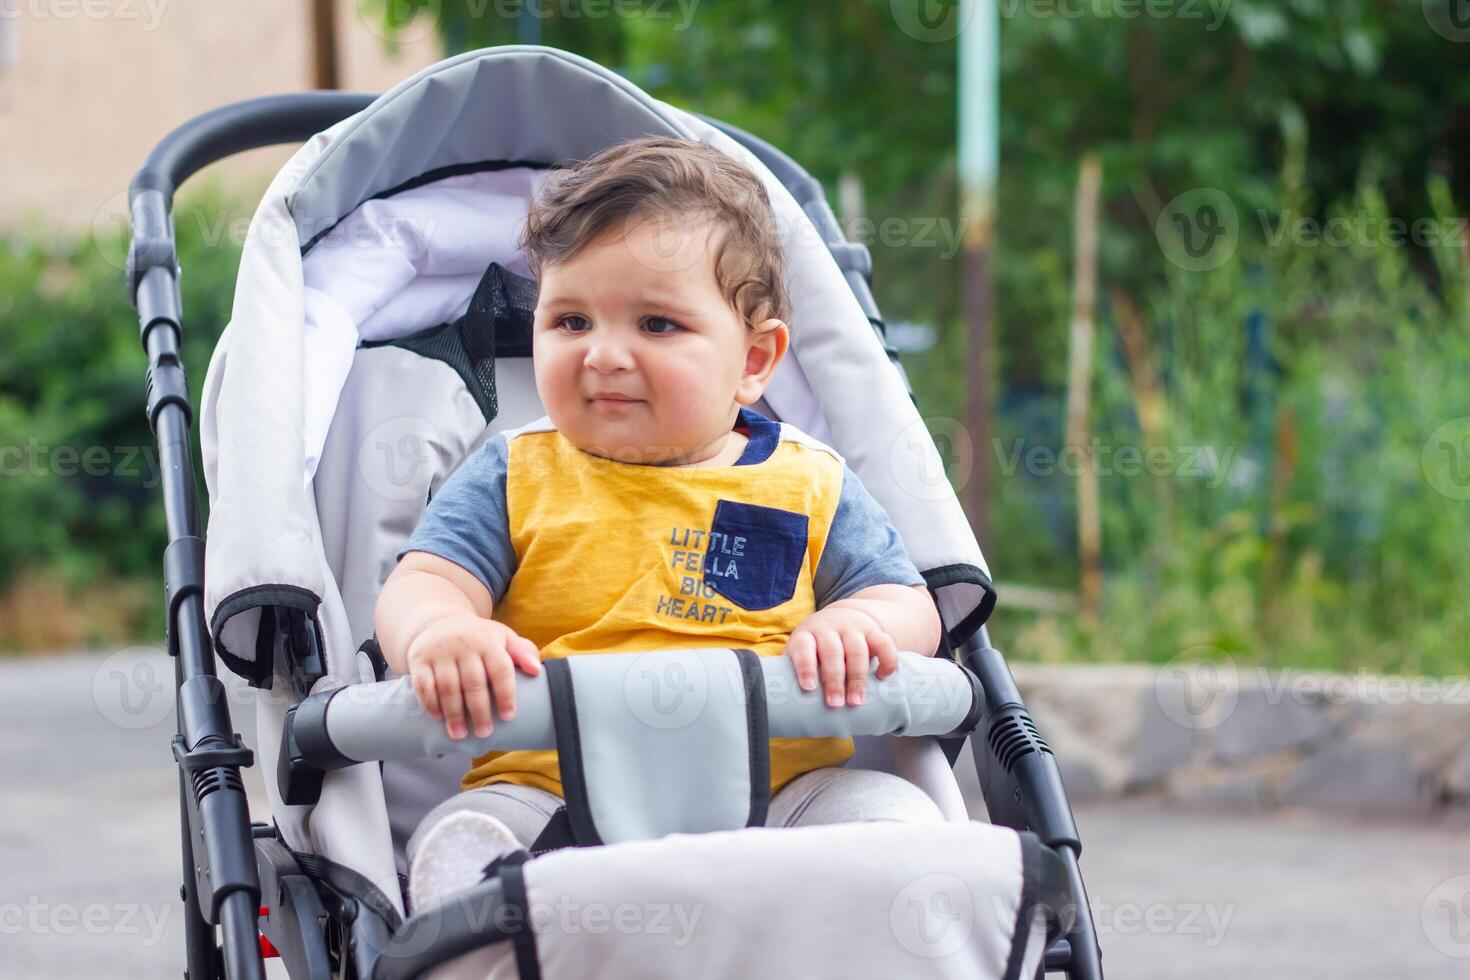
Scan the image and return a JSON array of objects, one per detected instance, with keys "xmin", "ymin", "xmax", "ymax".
[{"xmin": 374, "ymin": 136, "xmax": 945, "ymax": 902}]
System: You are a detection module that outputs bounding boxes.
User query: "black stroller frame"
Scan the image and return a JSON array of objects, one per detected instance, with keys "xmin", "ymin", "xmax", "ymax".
[{"xmin": 128, "ymin": 91, "xmax": 1104, "ymax": 980}]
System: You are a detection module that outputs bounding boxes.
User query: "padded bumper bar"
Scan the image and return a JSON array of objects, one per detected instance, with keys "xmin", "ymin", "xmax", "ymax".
[{"xmin": 281, "ymin": 649, "xmax": 980, "ymax": 805}]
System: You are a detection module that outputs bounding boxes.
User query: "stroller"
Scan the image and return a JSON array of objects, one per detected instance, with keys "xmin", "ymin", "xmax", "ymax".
[{"xmin": 126, "ymin": 45, "xmax": 1103, "ymax": 980}]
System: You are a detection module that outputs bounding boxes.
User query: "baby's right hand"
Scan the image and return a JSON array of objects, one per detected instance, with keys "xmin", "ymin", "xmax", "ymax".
[{"xmin": 404, "ymin": 616, "xmax": 541, "ymax": 741}]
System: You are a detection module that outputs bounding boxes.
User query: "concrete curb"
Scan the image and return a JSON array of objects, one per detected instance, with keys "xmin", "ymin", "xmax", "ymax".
[{"xmin": 1012, "ymin": 662, "xmax": 1470, "ymax": 817}]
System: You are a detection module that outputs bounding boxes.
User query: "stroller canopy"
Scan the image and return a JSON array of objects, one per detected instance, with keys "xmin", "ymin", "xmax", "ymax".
[
  {"xmin": 203, "ymin": 45, "xmax": 992, "ymax": 685},
  {"xmin": 197, "ymin": 44, "xmax": 999, "ymax": 918}
]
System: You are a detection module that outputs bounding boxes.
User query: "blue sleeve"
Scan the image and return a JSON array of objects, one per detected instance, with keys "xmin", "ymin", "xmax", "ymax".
[
  {"xmin": 813, "ymin": 465, "xmax": 926, "ymax": 606},
  {"xmin": 397, "ymin": 434, "xmax": 516, "ymax": 600}
]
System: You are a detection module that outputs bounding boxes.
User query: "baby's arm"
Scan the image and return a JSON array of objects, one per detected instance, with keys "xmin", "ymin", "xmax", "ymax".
[
  {"xmin": 783, "ymin": 462, "xmax": 940, "ymax": 707},
  {"xmin": 375, "ymin": 434, "xmax": 535, "ymax": 740},
  {"xmin": 785, "ymin": 583, "xmax": 941, "ymax": 708},
  {"xmin": 376, "ymin": 552, "xmax": 540, "ymax": 741}
]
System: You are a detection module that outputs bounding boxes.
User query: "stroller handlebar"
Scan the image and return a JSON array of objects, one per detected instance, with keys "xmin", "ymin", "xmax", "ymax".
[
  {"xmin": 127, "ymin": 92, "xmax": 375, "ymax": 306},
  {"xmin": 279, "ymin": 649, "xmax": 980, "ymax": 805},
  {"xmin": 130, "ymin": 92, "xmax": 375, "ymax": 206}
]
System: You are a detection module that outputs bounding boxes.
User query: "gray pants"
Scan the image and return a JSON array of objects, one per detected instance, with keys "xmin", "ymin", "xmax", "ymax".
[{"xmin": 408, "ymin": 766, "xmax": 945, "ymax": 864}]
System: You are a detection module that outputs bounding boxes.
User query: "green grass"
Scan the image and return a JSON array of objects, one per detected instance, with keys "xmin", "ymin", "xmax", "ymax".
[
  {"xmin": 3, "ymin": 178, "xmax": 1469, "ymax": 675},
  {"xmin": 967, "ymin": 178, "xmax": 1470, "ymax": 676}
]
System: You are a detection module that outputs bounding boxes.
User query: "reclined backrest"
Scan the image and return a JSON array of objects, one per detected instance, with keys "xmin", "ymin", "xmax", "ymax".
[{"xmin": 200, "ymin": 46, "xmax": 993, "ymax": 891}]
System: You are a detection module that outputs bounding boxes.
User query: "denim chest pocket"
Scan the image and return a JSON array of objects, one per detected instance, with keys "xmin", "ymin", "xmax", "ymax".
[{"xmin": 703, "ymin": 499, "xmax": 810, "ymax": 611}]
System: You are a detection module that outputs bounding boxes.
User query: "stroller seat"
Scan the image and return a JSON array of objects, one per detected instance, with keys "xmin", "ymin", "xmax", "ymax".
[{"xmin": 127, "ymin": 44, "xmax": 1103, "ymax": 980}]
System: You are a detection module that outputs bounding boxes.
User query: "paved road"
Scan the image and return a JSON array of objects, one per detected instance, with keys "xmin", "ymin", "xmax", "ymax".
[{"xmin": 4, "ymin": 648, "xmax": 1469, "ymax": 979}]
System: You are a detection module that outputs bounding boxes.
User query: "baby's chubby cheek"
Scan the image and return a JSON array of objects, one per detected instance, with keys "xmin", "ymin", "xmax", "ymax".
[{"xmin": 649, "ymin": 380, "xmax": 732, "ymax": 433}]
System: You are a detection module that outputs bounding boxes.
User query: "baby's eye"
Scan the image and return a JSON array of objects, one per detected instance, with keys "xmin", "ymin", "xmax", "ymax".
[
  {"xmin": 642, "ymin": 316, "xmax": 682, "ymax": 335},
  {"xmin": 557, "ymin": 314, "xmax": 591, "ymax": 333}
]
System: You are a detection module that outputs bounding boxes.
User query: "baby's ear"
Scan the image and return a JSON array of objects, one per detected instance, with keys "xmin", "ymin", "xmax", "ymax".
[{"xmin": 736, "ymin": 318, "xmax": 789, "ymax": 405}]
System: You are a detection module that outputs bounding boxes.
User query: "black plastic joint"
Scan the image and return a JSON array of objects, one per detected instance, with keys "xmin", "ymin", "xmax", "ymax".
[
  {"xmin": 279, "ymin": 688, "xmax": 352, "ymax": 806},
  {"xmin": 164, "ymin": 536, "xmax": 206, "ymax": 654},
  {"xmin": 146, "ymin": 356, "xmax": 192, "ymax": 432},
  {"xmin": 136, "ymin": 268, "xmax": 182, "ymax": 350},
  {"xmin": 172, "ymin": 733, "xmax": 256, "ymax": 773},
  {"xmin": 284, "ymin": 611, "xmax": 327, "ymax": 701},
  {"xmin": 828, "ymin": 240, "xmax": 873, "ymax": 279},
  {"xmin": 942, "ymin": 664, "xmax": 986, "ymax": 739},
  {"xmin": 127, "ymin": 189, "xmax": 179, "ymax": 306}
]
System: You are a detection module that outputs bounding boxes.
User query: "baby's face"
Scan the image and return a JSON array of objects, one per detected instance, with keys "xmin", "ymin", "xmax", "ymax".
[{"xmin": 532, "ymin": 216, "xmax": 777, "ymax": 465}]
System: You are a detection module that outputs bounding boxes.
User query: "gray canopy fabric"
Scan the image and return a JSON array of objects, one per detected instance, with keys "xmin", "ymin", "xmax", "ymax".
[{"xmin": 199, "ymin": 45, "xmax": 995, "ymax": 926}]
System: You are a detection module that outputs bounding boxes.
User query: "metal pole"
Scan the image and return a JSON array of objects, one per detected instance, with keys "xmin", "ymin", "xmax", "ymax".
[
  {"xmin": 311, "ymin": 0, "xmax": 341, "ymax": 90},
  {"xmin": 959, "ymin": 0, "xmax": 999, "ymax": 550}
]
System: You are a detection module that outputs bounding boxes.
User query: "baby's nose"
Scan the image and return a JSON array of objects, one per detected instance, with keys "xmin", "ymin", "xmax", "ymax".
[{"xmin": 583, "ymin": 335, "xmax": 636, "ymax": 372}]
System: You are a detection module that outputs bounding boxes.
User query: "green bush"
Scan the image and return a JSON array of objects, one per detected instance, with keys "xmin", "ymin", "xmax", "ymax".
[
  {"xmin": 9, "ymin": 5, "xmax": 1470, "ymax": 674},
  {"xmin": 985, "ymin": 175, "xmax": 1470, "ymax": 676},
  {"xmin": 0, "ymin": 185, "xmax": 248, "ymax": 647}
]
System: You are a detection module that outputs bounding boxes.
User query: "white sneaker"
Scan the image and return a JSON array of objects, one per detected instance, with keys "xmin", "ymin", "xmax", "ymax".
[{"xmin": 408, "ymin": 810, "xmax": 524, "ymax": 914}]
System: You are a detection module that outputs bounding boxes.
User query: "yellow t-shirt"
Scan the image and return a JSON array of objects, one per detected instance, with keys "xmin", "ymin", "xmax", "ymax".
[{"xmin": 400, "ymin": 408, "xmax": 925, "ymax": 797}]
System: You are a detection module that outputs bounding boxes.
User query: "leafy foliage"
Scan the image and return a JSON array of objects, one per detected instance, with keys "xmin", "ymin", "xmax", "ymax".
[
  {"xmin": 0, "ymin": 188, "xmax": 244, "ymax": 646},
  {"xmin": 6, "ymin": 5, "xmax": 1470, "ymax": 667}
]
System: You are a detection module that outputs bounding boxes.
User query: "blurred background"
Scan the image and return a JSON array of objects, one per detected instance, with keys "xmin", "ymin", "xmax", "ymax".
[
  {"xmin": 5, "ymin": 4, "xmax": 1470, "ymax": 979},
  {"xmin": 4, "ymin": 1, "xmax": 1469, "ymax": 676}
]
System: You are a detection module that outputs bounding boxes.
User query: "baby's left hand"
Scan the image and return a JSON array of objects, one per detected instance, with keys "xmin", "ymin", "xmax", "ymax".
[{"xmin": 783, "ymin": 604, "xmax": 899, "ymax": 708}]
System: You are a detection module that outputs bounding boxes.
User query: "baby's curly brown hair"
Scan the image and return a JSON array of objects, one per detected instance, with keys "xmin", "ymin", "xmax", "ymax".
[{"xmin": 519, "ymin": 136, "xmax": 789, "ymax": 329}]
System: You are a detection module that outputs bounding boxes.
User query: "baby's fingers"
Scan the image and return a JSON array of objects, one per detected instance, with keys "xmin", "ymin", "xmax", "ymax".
[
  {"xmin": 504, "ymin": 632, "xmax": 543, "ymax": 677},
  {"xmin": 815, "ymin": 630, "xmax": 847, "ymax": 707},
  {"xmin": 484, "ymin": 650, "xmax": 518, "ymax": 724},
  {"xmin": 842, "ymin": 630, "xmax": 870, "ymax": 706},
  {"xmin": 433, "ymin": 662, "xmax": 467, "ymax": 740},
  {"xmin": 869, "ymin": 630, "xmax": 899, "ymax": 680},
  {"xmin": 458, "ymin": 657, "xmax": 494, "ymax": 739},
  {"xmin": 412, "ymin": 666, "xmax": 442, "ymax": 720},
  {"xmin": 785, "ymin": 631, "xmax": 819, "ymax": 692}
]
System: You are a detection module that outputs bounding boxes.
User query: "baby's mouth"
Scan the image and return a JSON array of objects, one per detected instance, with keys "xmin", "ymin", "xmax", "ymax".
[{"xmin": 587, "ymin": 393, "xmax": 645, "ymax": 409}]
